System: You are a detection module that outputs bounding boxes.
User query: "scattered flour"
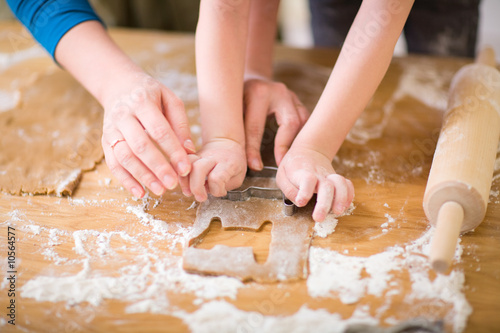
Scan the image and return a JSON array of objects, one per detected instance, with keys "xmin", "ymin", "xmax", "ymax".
[
  {"xmin": 173, "ymin": 301, "xmax": 377, "ymax": 333},
  {"xmin": 21, "ymin": 255, "xmax": 243, "ymax": 309},
  {"xmin": 126, "ymin": 202, "xmax": 171, "ymax": 234},
  {"xmin": 313, "ymin": 203, "xmax": 356, "ymax": 238},
  {"xmin": 0, "ymin": 45, "xmax": 46, "ymax": 71},
  {"xmin": 0, "ymin": 89, "xmax": 20, "ymax": 112},
  {"xmin": 384, "ymin": 213, "xmax": 396, "ymax": 224},
  {"xmin": 313, "ymin": 216, "xmax": 339, "ymax": 238},
  {"xmin": 307, "ymin": 228, "xmax": 470, "ymax": 332},
  {"xmin": 186, "ymin": 201, "xmax": 198, "ymax": 210},
  {"xmin": 19, "ymin": 197, "xmax": 244, "ymax": 312},
  {"xmin": 23, "ymin": 224, "xmax": 42, "ymax": 235}
]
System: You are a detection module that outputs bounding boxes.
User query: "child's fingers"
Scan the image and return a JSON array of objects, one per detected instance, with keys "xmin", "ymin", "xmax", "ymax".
[
  {"xmin": 327, "ymin": 174, "xmax": 349, "ymax": 215},
  {"xmin": 178, "ymin": 154, "xmax": 202, "ymax": 196},
  {"xmin": 207, "ymin": 164, "xmax": 232, "ymax": 197},
  {"xmin": 312, "ymin": 178, "xmax": 335, "ymax": 222},
  {"xmin": 346, "ymin": 179, "xmax": 355, "ymax": 206},
  {"xmin": 295, "ymin": 171, "xmax": 317, "ymax": 207},
  {"xmin": 190, "ymin": 158, "xmax": 216, "ymax": 202},
  {"xmin": 276, "ymin": 167, "xmax": 300, "ymax": 204}
]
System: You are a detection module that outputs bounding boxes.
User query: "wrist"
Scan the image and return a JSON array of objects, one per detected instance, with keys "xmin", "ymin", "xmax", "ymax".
[
  {"xmin": 243, "ymin": 71, "xmax": 270, "ymax": 82},
  {"xmin": 99, "ymin": 67, "xmax": 150, "ymax": 109},
  {"xmin": 293, "ymin": 121, "xmax": 343, "ymax": 161},
  {"xmin": 202, "ymin": 131, "xmax": 245, "ymax": 148}
]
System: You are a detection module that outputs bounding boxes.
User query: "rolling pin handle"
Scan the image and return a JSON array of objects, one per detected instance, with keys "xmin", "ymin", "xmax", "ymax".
[{"xmin": 429, "ymin": 201, "xmax": 464, "ymax": 273}]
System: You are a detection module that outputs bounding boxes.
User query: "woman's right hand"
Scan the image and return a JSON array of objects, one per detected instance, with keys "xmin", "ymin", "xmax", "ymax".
[{"xmin": 101, "ymin": 72, "xmax": 196, "ymax": 198}]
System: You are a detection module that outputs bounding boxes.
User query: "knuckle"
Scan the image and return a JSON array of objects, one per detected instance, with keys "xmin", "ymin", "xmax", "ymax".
[
  {"xmin": 192, "ymin": 185, "xmax": 206, "ymax": 198},
  {"xmin": 215, "ymin": 0, "xmax": 247, "ymax": 12},
  {"xmin": 155, "ymin": 165, "xmax": 172, "ymax": 180},
  {"xmin": 122, "ymin": 178, "xmax": 139, "ymax": 191},
  {"xmin": 248, "ymin": 82, "xmax": 269, "ymax": 99},
  {"xmin": 169, "ymin": 149, "xmax": 187, "ymax": 164},
  {"xmin": 167, "ymin": 95, "xmax": 185, "ymax": 111},
  {"xmin": 246, "ymin": 123, "xmax": 264, "ymax": 138},
  {"xmin": 328, "ymin": 173, "xmax": 344, "ymax": 182},
  {"xmin": 131, "ymin": 139, "xmax": 149, "ymax": 155},
  {"xmin": 273, "ymin": 82, "xmax": 288, "ymax": 94},
  {"xmin": 102, "ymin": 121, "xmax": 116, "ymax": 134},
  {"xmin": 107, "ymin": 162, "xmax": 121, "ymax": 176},
  {"xmin": 116, "ymin": 150, "xmax": 135, "ymax": 168},
  {"xmin": 282, "ymin": 115, "xmax": 302, "ymax": 130},
  {"xmin": 109, "ymin": 101, "xmax": 132, "ymax": 118},
  {"xmin": 149, "ymin": 125, "xmax": 171, "ymax": 142},
  {"xmin": 175, "ymin": 121, "xmax": 190, "ymax": 135},
  {"xmin": 141, "ymin": 174, "xmax": 157, "ymax": 187},
  {"xmin": 208, "ymin": 172, "xmax": 227, "ymax": 186}
]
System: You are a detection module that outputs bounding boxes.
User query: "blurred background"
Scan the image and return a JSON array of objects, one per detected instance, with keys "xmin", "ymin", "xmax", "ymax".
[{"xmin": 1, "ymin": 0, "xmax": 499, "ymax": 60}]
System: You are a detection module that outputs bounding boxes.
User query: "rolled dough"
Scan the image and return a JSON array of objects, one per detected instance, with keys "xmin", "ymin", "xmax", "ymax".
[{"xmin": 0, "ymin": 67, "xmax": 103, "ymax": 195}]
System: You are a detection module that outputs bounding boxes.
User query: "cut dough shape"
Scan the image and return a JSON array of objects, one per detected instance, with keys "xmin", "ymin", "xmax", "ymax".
[
  {"xmin": 0, "ymin": 69, "xmax": 103, "ymax": 195},
  {"xmin": 183, "ymin": 195, "xmax": 315, "ymax": 283}
]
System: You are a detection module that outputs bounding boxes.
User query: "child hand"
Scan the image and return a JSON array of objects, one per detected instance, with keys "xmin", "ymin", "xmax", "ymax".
[
  {"xmin": 186, "ymin": 139, "xmax": 247, "ymax": 202},
  {"xmin": 277, "ymin": 145, "xmax": 354, "ymax": 222},
  {"xmin": 243, "ymin": 77, "xmax": 309, "ymax": 170},
  {"xmin": 101, "ymin": 72, "xmax": 195, "ymax": 198}
]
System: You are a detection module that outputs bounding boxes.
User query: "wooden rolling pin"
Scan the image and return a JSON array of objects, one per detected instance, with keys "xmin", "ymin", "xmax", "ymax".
[{"xmin": 424, "ymin": 47, "xmax": 500, "ymax": 273}]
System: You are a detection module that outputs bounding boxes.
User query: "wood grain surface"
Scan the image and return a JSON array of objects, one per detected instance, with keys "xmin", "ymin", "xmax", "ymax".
[{"xmin": 0, "ymin": 22, "xmax": 499, "ymax": 333}]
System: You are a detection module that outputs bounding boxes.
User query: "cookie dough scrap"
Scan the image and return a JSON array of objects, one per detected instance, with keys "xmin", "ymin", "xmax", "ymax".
[
  {"xmin": 0, "ymin": 69, "xmax": 103, "ymax": 195},
  {"xmin": 183, "ymin": 196, "xmax": 315, "ymax": 283}
]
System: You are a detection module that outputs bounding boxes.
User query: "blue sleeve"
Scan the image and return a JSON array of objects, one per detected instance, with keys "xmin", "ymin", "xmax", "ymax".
[{"xmin": 6, "ymin": 0, "xmax": 104, "ymax": 58}]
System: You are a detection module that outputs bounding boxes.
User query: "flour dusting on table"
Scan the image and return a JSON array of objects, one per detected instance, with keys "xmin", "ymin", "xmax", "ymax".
[
  {"xmin": 307, "ymin": 228, "xmax": 471, "ymax": 332},
  {"xmin": 173, "ymin": 301, "xmax": 377, "ymax": 333},
  {"xmin": 16, "ymin": 196, "xmax": 244, "ymax": 312}
]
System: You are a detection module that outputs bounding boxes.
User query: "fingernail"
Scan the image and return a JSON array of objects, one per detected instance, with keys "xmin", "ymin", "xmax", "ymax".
[
  {"xmin": 195, "ymin": 194, "xmax": 206, "ymax": 202},
  {"xmin": 150, "ymin": 181, "xmax": 164, "ymax": 196},
  {"xmin": 184, "ymin": 139, "xmax": 196, "ymax": 153},
  {"xmin": 250, "ymin": 158, "xmax": 263, "ymax": 170},
  {"xmin": 131, "ymin": 187, "xmax": 143, "ymax": 198},
  {"xmin": 183, "ymin": 188, "xmax": 192, "ymax": 197},
  {"xmin": 178, "ymin": 161, "xmax": 190, "ymax": 177},
  {"xmin": 163, "ymin": 175, "xmax": 177, "ymax": 190},
  {"xmin": 296, "ymin": 196, "xmax": 307, "ymax": 207}
]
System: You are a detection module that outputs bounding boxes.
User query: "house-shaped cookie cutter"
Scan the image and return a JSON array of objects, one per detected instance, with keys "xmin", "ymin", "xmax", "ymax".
[{"xmin": 223, "ymin": 166, "xmax": 296, "ymax": 216}]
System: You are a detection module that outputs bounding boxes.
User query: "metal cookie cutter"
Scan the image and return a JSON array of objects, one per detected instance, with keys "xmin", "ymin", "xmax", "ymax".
[{"xmin": 223, "ymin": 166, "xmax": 296, "ymax": 216}]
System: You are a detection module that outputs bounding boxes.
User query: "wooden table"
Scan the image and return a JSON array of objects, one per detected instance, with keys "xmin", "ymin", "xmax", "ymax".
[{"xmin": 0, "ymin": 22, "xmax": 499, "ymax": 332}]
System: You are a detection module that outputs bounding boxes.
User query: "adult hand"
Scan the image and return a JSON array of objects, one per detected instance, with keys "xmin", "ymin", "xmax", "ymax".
[
  {"xmin": 277, "ymin": 145, "xmax": 354, "ymax": 222},
  {"xmin": 101, "ymin": 72, "xmax": 196, "ymax": 198},
  {"xmin": 243, "ymin": 77, "xmax": 310, "ymax": 170}
]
